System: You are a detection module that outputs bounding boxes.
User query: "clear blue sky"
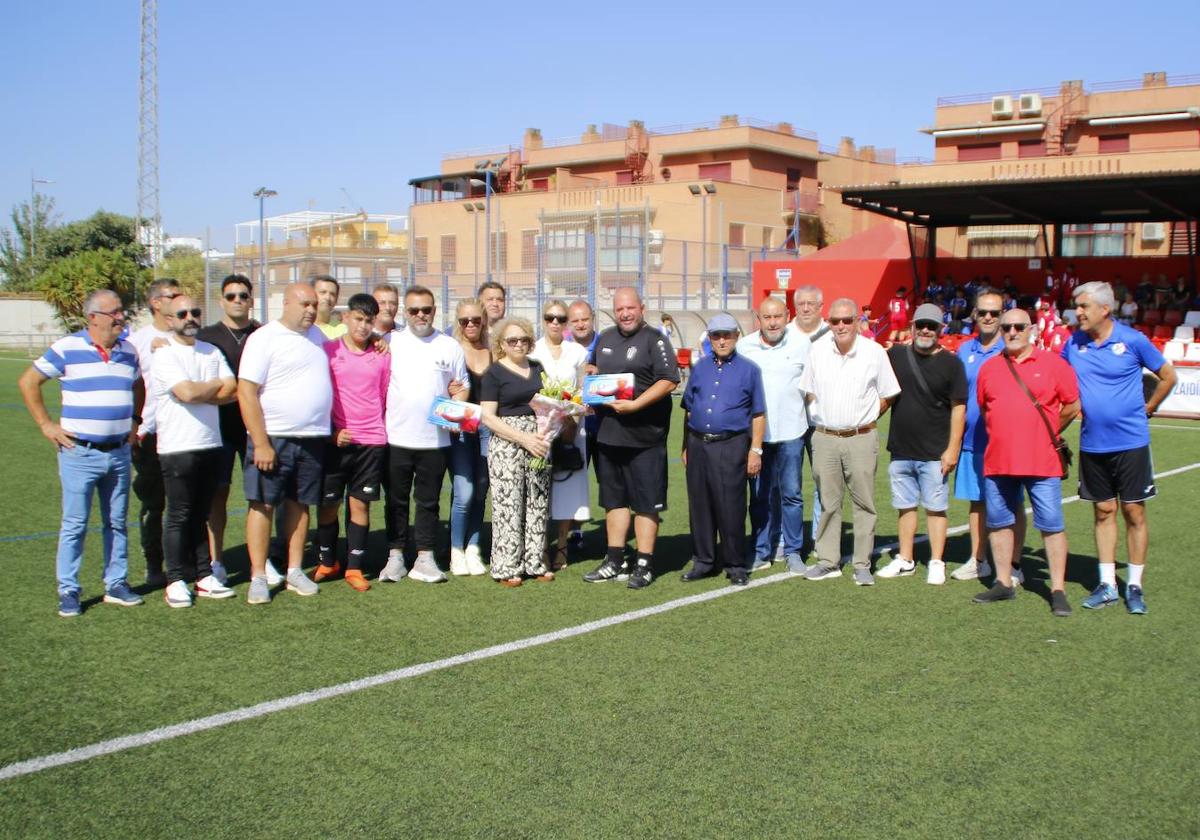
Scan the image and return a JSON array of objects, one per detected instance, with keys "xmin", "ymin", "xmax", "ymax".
[{"xmin": 2, "ymin": 0, "xmax": 1196, "ymax": 250}]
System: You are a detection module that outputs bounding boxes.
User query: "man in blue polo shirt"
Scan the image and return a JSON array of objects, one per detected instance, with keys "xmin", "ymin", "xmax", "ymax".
[
  {"xmin": 680, "ymin": 313, "xmax": 765, "ymax": 586},
  {"xmin": 1065, "ymin": 281, "xmax": 1177, "ymax": 615},
  {"xmin": 18, "ymin": 289, "xmax": 146, "ymax": 616}
]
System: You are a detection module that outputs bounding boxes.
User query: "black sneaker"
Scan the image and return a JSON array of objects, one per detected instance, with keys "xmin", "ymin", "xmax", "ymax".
[
  {"xmin": 728, "ymin": 570, "xmax": 749, "ymax": 587},
  {"xmin": 1050, "ymin": 590, "xmax": 1072, "ymax": 617},
  {"xmin": 626, "ymin": 560, "xmax": 654, "ymax": 590},
  {"xmin": 583, "ymin": 557, "xmax": 627, "ymax": 583},
  {"xmin": 972, "ymin": 582, "xmax": 1016, "ymax": 604},
  {"xmin": 144, "ymin": 567, "xmax": 167, "ymax": 591}
]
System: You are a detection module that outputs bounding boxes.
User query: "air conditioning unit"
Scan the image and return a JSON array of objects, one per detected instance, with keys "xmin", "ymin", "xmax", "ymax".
[
  {"xmin": 991, "ymin": 95, "xmax": 1014, "ymax": 119},
  {"xmin": 649, "ymin": 253, "xmax": 663, "ymax": 269},
  {"xmin": 647, "ymin": 229, "xmax": 664, "ymax": 248},
  {"xmin": 1018, "ymin": 93, "xmax": 1043, "ymax": 116},
  {"xmin": 1142, "ymin": 222, "xmax": 1166, "ymax": 242}
]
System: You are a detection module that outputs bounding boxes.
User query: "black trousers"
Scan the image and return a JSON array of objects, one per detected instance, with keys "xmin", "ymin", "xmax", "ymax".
[
  {"xmin": 132, "ymin": 432, "xmax": 165, "ymax": 571},
  {"xmin": 685, "ymin": 430, "xmax": 750, "ymax": 574},
  {"xmin": 160, "ymin": 448, "xmax": 221, "ymax": 583},
  {"xmin": 387, "ymin": 446, "xmax": 446, "ymax": 553}
]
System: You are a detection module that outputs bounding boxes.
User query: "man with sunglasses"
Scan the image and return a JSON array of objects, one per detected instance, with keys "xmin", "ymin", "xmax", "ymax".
[
  {"xmin": 197, "ymin": 274, "xmax": 260, "ymax": 582},
  {"xmin": 876, "ymin": 304, "xmax": 967, "ymax": 586},
  {"xmin": 128, "ymin": 277, "xmax": 182, "ymax": 589},
  {"xmin": 19, "ymin": 289, "xmax": 145, "ymax": 616},
  {"xmin": 974, "ymin": 309, "xmax": 1080, "ymax": 616},
  {"xmin": 152, "ymin": 296, "xmax": 238, "ymax": 607},
  {"xmin": 798, "ymin": 298, "xmax": 900, "ymax": 586}
]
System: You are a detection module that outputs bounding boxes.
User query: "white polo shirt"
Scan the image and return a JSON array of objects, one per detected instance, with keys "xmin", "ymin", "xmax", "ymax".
[
  {"xmin": 128, "ymin": 323, "xmax": 173, "ymax": 435},
  {"xmin": 238, "ymin": 320, "xmax": 332, "ymax": 437},
  {"xmin": 798, "ymin": 334, "xmax": 901, "ymax": 429},
  {"xmin": 737, "ymin": 329, "xmax": 810, "ymax": 443},
  {"xmin": 151, "ymin": 338, "xmax": 234, "ymax": 455},
  {"xmin": 386, "ymin": 328, "xmax": 468, "ymax": 449}
]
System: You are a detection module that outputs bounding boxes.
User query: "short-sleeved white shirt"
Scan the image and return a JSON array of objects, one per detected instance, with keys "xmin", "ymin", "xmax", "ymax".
[
  {"xmin": 238, "ymin": 320, "xmax": 332, "ymax": 437},
  {"xmin": 386, "ymin": 328, "xmax": 468, "ymax": 449},
  {"xmin": 737, "ymin": 329, "xmax": 810, "ymax": 443},
  {"xmin": 151, "ymin": 338, "xmax": 234, "ymax": 455},
  {"xmin": 798, "ymin": 334, "xmax": 901, "ymax": 429},
  {"xmin": 128, "ymin": 323, "xmax": 173, "ymax": 435}
]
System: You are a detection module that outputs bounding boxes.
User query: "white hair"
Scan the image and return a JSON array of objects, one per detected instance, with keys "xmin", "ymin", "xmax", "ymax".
[
  {"xmin": 795, "ymin": 285, "xmax": 823, "ymax": 303},
  {"xmin": 84, "ymin": 289, "xmax": 120, "ymax": 315},
  {"xmin": 1075, "ymin": 281, "xmax": 1115, "ymax": 312},
  {"xmin": 828, "ymin": 297, "xmax": 857, "ymax": 316}
]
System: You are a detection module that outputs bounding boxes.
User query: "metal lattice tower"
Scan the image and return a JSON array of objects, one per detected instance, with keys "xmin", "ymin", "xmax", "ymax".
[{"xmin": 137, "ymin": 0, "xmax": 161, "ymax": 265}]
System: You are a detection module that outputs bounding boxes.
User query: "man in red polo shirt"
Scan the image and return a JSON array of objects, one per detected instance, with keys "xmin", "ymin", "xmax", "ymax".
[{"xmin": 973, "ymin": 308, "xmax": 1080, "ymax": 616}]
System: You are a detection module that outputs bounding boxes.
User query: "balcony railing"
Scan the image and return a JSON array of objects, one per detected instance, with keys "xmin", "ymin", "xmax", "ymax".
[{"xmin": 937, "ymin": 72, "xmax": 1200, "ymax": 106}]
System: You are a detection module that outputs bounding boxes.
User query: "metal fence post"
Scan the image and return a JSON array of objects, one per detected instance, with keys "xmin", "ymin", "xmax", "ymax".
[
  {"xmin": 682, "ymin": 240, "xmax": 688, "ymax": 310},
  {"xmin": 441, "ymin": 273, "xmax": 450, "ymax": 330},
  {"xmin": 586, "ymin": 232, "xmax": 596, "ymax": 312},
  {"xmin": 721, "ymin": 245, "xmax": 729, "ymax": 310},
  {"xmin": 637, "ymin": 234, "xmax": 645, "ymax": 300},
  {"xmin": 536, "ymin": 242, "xmax": 544, "ymax": 321}
]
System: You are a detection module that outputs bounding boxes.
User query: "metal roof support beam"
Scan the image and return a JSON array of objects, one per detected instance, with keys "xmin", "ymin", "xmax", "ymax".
[
  {"xmin": 925, "ymin": 225, "xmax": 937, "ymax": 291},
  {"xmin": 905, "ymin": 223, "xmax": 922, "ymax": 294},
  {"xmin": 842, "ymin": 196, "xmax": 930, "ymax": 226},
  {"xmin": 975, "ymin": 193, "xmax": 1043, "ymax": 223},
  {"xmin": 1133, "ymin": 189, "xmax": 1192, "ymax": 220}
]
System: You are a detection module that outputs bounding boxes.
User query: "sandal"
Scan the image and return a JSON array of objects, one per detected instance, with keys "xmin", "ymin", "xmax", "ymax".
[{"xmin": 550, "ymin": 546, "xmax": 569, "ymax": 571}]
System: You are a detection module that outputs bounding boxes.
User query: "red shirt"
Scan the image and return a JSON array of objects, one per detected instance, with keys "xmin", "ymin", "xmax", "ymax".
[
  {"xmin": 977, "ymin": 348, "xmax": 1079, "ymax": 477},
  {"xmin": 888, "ymin": 297, "xmax": 910, "ymax": 328}
]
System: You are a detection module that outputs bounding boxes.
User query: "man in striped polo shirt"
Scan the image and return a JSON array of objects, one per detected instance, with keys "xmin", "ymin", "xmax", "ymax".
[{"xmin": 19, "ymin": 289, "xmax": 146, "ymax": 617}]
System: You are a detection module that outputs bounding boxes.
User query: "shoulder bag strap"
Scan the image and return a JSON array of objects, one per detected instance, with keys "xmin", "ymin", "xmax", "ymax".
[
  {"xmin": 902, "ymin": 344, "xmax": 945, "ymax": 408},
  {"xmin": 1003, "ymin": 354, "xmax": 1061, "ymax": 448}
]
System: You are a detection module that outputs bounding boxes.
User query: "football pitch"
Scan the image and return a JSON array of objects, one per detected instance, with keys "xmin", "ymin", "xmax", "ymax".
[{"xmin": 1, "ymin": 352, "xmax": 1198, "ymax": 839}]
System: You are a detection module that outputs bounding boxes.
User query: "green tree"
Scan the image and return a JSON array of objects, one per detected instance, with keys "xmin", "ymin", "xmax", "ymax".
[
  {"xmin": 158, "ymin": 245, "xmax": 206, "ymax": 300},
  {"xmin": 38, "ymin": 210, "xmax": 148, "ymax": 268},
  {"xmin": 0, "ymin": 193, "xmax": 58, "ymax": 291},
  {"xmin": 39, "ymin": 248, "xmax": 151, "ymax": 331}
]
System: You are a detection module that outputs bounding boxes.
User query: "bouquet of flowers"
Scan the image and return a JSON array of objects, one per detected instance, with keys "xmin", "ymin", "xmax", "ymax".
[{"xmin": 528, "ymin": 372, "xmax": 587, "ymax": 470}]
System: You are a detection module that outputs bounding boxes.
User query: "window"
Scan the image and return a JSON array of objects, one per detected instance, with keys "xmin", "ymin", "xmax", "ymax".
[
  {"xmin": 413, "ymin": 237, "xmax": 428, "ymax": 273},
  {"xmin": 958, "ymin": 143, "xmax": 1002, "ymax": 162},
  {"xmin": 336, "ymin": 265, "xmax": 362, "ymax": 282},
  {"xmin": 489, "ymin": 231, "xmax": 508, "ymax": 273},
  {"xmin": 615, "ymin": 170, "xmax": 634, "ymax": 185},
  {"xmin": 545, "ymin": 226, "xmax": 588, "ymax": 271},
  {"xmin": 439, "ymin": 235, "xmax": 456, "ymax": 274},
  {"xmin": 1018, "ymin": 139, "xmax": 1047, "ymax": 158},
  {"xmin": 728, "ymin": 223, "xmax": 744, "ymax": 247},
  {"xmin": 1098, "ymin": 134, "xmax": 1130, "ymax": 154},
  {"xmin": 1062, "ymin": 223, "xmax": 1129, "ymax": 257},
  {"xmin": 698, "ymin": 162, "xmax": 732, "ymax": 181},
  {"xmin": 786, "ymin": 168, "xmax": 801, "ymax": 192},
  {"xmin": 530, "ymin": 177, "xmax": 549, "ymax": 191},
  {"xmin": 521, "ymin": 229, "xmax": 538, "ymax": 270},
  {"xmin": 599, "ymin": 220, "xmax": 642, "ymax": 272}
]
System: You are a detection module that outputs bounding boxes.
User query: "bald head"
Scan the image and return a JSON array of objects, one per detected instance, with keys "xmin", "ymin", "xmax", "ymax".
[
  {"xmin": 281, "ymin": 282, "xmax": 319, "ymax": 332},
  {"xmin": 613, "ymin": 287, "xmax": 644, "ymax": 334},
  {"xmin": 757, "ymin": 296, "xmax": 788, "ymax": 345}
]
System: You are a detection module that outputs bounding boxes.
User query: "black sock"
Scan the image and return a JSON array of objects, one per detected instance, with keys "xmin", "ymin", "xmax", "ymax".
[
  {"xmin": 636, "ymin": 552, "xmax": 653, "ymax": 569},
  {"xmin": 346, "ymin": 521, "xmax": 368, "ymax": 571},
  {"xmin": 317, "ymin": 521, "xmax": 339, "ymax": 567},
  {"xmin": 606, "ymin": 546, "xmax": 624, "ymax": 566}
]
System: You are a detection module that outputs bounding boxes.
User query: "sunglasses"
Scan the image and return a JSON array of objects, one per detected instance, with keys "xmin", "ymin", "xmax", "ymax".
[
  {"xmin": 914, "ymin": 320, "xmax": 941, "ymax": 332},
  {"xmin": 708, "ymin": 330, "xmax": 735, "ymax": 340},
  {"xmin": 1000, "ymin": 323, "xmax": 1030, "ymax": 333},
  {"xmin": 504, "ymin": 336, "xmax": 532, "ymax": 347},
  {"xmin": 828, "ymin": 317, "xmax": 856, "ymax": 326},
  {"xmin": 224, "ymin": 291, "xmax": 251, "ymax": 301},
  {"xmin": 458, "ymin": 316, "xmax": 483, "ymax": 327},
  {"xmin": 174, "ymin": 308, "xmax": 202, "ymax": 320},
  {"xmin": 406, "ymin": 306, "xmax": 434, "ymax": 316},
  {"xmin": 92, "ymin": 308, "xmax": 128, "ymax": 320},
  {"xmin": 976, "ymin": 309, "xmax": 1002, "ymax": 318},
  {"xmin": 544, "ymin": 314, "xmax": 568, "ymax": 324}
]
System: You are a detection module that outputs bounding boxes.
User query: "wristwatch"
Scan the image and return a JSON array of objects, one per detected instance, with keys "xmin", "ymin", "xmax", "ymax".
[{"xmin": 750, "ymin": 447, "xmax": 763, "ymax": 455}]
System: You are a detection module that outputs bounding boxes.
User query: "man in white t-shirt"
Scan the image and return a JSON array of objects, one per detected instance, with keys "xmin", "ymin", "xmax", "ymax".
[
  {"xmin": 152, "ymin": 295, "xmax": 238, "ymax": 608},
  {"xmin": 786, "ymin": 284, "xmax": 829, "ymax": 557},
  {"xmin": 238, "ymin": 282, "xmax": 334, "ymax": 604},
  {"xmin": 128, "ymin": 277, "xmax": 181, "ymax": 589},
  {"xmin": 378, "ymin": 285, "xmax": 468, "ymax": 584}
]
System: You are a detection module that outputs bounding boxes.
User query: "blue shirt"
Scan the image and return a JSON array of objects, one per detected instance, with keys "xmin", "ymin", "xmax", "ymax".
[
  {"xmin": 736, "ymin": 329, "xmax": 809, "ymax": 443},
  {"xmin": 1062, "ymin": 321, "xmax": 1165, "ymax": 453},
  {"xmin": 957, "ymin": 334, "xmax": 1004, "ymax": 452},
  {"xmin": 681, "ymin": 350, "xmax": 765, "ymax": 435},
  {"xmin": 34, "ymin": 331, "xmax": 141, "ymax": 445}
]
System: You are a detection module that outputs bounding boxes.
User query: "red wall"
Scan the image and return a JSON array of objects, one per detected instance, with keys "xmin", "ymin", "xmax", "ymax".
[{"xmin": 752, "ymin": 258, "xmax": 919, "ymax": 318}]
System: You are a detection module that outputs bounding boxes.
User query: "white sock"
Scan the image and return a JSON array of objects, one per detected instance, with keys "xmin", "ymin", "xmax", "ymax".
[
  {"xmin": 1128, "ymin": 564, "xmax": 1145, "ymax": 587},
  {"xmin": 1099, "ymin": 563, "xmax": 1117, "ymax": 587}
]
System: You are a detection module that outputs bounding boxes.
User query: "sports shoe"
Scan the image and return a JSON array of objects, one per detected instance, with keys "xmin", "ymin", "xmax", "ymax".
[
  {"xmin": 750, "ymin": 558, "xmax": 772, "ymax": 572},
  {"xmin": 264, "ymin": 559, "xmax": 285, "ymax": 587},
  {"xmin": 876, "ymin": 556, "xmax": 916, "ymax": 578},
  {"xmin": 583, "ymin": 557, "xmax": 628, "ymax": 583},
  {"xmin": 568, "ymin": 529, "xmax": 584, "ymax": 548},
  {"xmin": 627, "ymin": 559, "xmax": 654, "ymax": 590},
  {"xmin": 853, "ymin": 568, "xmax": 875, "ymax": 586},
  {"xmin": 449, "ymin": 547, "xmax": 469, "ymax": 576},
  {"xmin": 312, "ymin": 561, "xmax": 342, "ymax": 583},
  {"xmin": 951, "ymin": 558, "xmax": 982, "ymax": 581},
  {"xmin": 345, "ymin": 569, "xmax": 371, "ymax": 592},
  {"xmin": 1011, "ymin": 566, "xmax": 1024, "ymax": 588},
  {"xmin": 195, "ymin": 575, "xmax": 236, "ymax": 600},
  {"xmin": 464, "ymin": 545, "xmax": 487, "ymax": 576},
  {"xmin": 1126, "ymin": 585, "xmax": 1147, "ymax": 615},
  {"xmin": 103, "ymin": 581, "xmax": 144, "ymax": 607},
  {"xmin": 927, "ymin": 560, "xmax": 946, "ymax": 586},
  {"xmin": 285, "ymin": 567, "xmax": 319, "ymax": 596},
  {"xmin": 378, "ymin": 550, "xmax": 407, "ymax": 582},
  {"xmin": 58, "ymin": 591, "xmax": 81, "ymax": 617},
  {"xmin": 1082, "ymin": 582, "xmax": 1119, "ymax": 610},
  {"xmin": 729, "ymin": 570, "xmax": 749, "ymax": 587},
  {"xmin": 972, "ymin": 582, "xmax": 1015, "ymax": 604},
  {"xmin": 247, "ymin": 575, "xmax": 271, "ymax": 605},
  {"xmin": 1051, "ymin": 590, "xmax": 1072, "ymax": 617},
  {"xmin": 409, "ymin": 551, "xmax": 447, "ymax": 583},
  {"xmin": 804, "ymin": 563, "xmax": 842, "ymax": 581},
  {"xmin": 164, "ymin": 580, "xmax": 193, "ymax": 609},
  {"xmin": 209, "ymin": 560, "xmax": 229, "ymax": 586},
  {"xmin": 784, "ymin": 553, "xmax": 808, "ymax": 574}
]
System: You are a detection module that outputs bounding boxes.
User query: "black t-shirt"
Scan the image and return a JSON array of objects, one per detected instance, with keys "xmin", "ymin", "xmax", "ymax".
[
  {"xmin": 589, "ymin": 321, "xmax": 679, "ymax": 448},
  {"xmin": 886, "ymin": 344, "xmax": 968, "ymax": 461},
  {"xmin": 196, "ymin": 320, "xmax": 260, "ymax": 445},
  {"xmin": 480, "ymin": 359, "xmax": 544, "ymax": 417}
]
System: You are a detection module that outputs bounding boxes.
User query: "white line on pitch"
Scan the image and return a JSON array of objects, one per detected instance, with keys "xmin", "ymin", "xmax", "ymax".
[{"xmin": 2, "ymin": 459, "xmax": 1198, "ymax": 783}]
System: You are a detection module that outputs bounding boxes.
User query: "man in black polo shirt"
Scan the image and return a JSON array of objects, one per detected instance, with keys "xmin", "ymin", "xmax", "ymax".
[{"xmin": 584, "ymin": 287, "xmax": 680, "ymax": 589}]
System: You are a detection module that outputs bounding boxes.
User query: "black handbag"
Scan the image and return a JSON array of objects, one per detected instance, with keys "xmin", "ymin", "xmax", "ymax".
[
  {"xmin": 550, "ymin": 436, "xmax": 584, "ymax": 473},
  {"xmin": 1003, "ymin": 355, "xmax": 1073, "ymax": 480}
]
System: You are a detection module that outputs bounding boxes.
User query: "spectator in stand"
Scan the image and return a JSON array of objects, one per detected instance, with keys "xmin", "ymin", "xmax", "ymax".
[
  {"xmin": 972, "ymin": 308, "xmax": 1079, "ymax": 616},
  {"xmin": 1066, "ymin": 282, "xmax": 1176, "ymax": 616},
  {"xmin": 859, "ymin": 304, "xmax": 876, "ymax": 337},
  {"xmin": 480, "ymin": 318, "xmax": 553, "ymax": 586},
  {"xmin": 445, "ymin": 298, "xmax": 491, "ymax": 577},
  {"xmin": 886, "ymin": 287, "xmax": 912, "ymax": 343},
  {"xmin": 925, "ymin": 277, "xmax": 945, "ymax": 303},
  {"xmin": 1169, "ymin": 275, "xmax": 1192, "ymax": 310},
  {"xmin": 1111, "ymin": 275, "xmax": 1129, "ymax": 306},
  {"xmin": 152, "ymin": 295, "xmax": 238, "ymax": 607},
  {"xmin": 1153, "ymin": 274, "xmax": 1173, "ymax": 310},
  {"xmin": 478, "ymin": 281, "xmax": 507, "ymax": 326},
  {"xmin": 1118, "ymin": 291, "xmax": 1139, "ymax": 326},
  {"xmin": 312, "ymin": 275, "xmax": 347, "ymax": 339},
  {"xmin": 1057, "ymin": 263, "xmax": 1080, "ymax": 310},
  {"xmin": 1044, "ymin": 316, "xmax": 1072, "ymax": 354},
  {"xmin": 372, "ymin": 283, "xmax": 401, "ymax": 334},
  {"xmin": 659, "ymin": 313, "xmax": 677, "ymax": 343},
  {"xmin": 948, "ymin": 286, "xmax": 969, "ymax": 322},
  {"xmin": 1134, "ymin": 274, "xmax": 1155, "ymax": 305},
  {"xmin": 1001, "ymin": 290, "xmax": 1017, "ymax": 312}
]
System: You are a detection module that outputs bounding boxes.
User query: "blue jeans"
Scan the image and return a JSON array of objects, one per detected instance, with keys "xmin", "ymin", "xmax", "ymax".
[
  {"xmin": 56, "ymin": 443, "xmax": 132, "ymax": 595},
  {"xmin": 446, "ymin": 432, "xmax": 487, "ymax": 549},
  {"xmin": 749, "ymin": 436, "xmax": 806, "ymax": 560}
]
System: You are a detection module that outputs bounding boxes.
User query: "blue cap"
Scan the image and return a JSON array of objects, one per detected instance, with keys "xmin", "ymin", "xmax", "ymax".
[{"xmin": 706, "ymin": 313, "xmax": 739, "ymax": 333}]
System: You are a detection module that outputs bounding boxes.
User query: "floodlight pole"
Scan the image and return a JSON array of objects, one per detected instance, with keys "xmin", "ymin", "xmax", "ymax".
[
  {"xmin": 254, "ymin": 187, "xmax": 276, "ymax": 322},
  {"xmin": 485, "ymin": 170, "xmax": 493, "ymax": 284},
  {"xmin": 30, "ymin": 174, "xmax": 52, "ymax": 264}
]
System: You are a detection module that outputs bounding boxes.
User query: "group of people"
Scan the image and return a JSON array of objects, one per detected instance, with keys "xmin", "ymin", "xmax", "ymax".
[{"xmin": 19, "ymin": 270, "xmax": 1175, "ymax": 618}]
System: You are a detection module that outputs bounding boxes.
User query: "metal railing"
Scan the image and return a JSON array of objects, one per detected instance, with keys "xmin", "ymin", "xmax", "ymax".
[{"xmin": 936, "ymin": 72, "xmax": 1200, "ymax": 106}]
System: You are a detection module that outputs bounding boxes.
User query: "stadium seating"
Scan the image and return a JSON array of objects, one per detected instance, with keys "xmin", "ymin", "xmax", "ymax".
[
  {"xmin": 1174, "ymin": 325, "xmax": 1195, "ymax": 343},
  {"xmin": 1163, "ymin": 340, "xmax": 1186, "ymax": 361},
  {"xmin": 1187, "ymin": 342, "xmax": 1200, "ymax": 362},
  {"xmin": 1152, "ymin": 325, "xmax": 1174, "ymax": 340},
  {"xmin": 1185, "ymin": 310, "xmax": 1200, "ymax": 327},
  {"xmin": 1163, "ymin": 309, "xmax": 1184, "ymax": 328},
  {"xmin": 1141, "ymin": 309, "xmax": 1163, "ymax": 327}
]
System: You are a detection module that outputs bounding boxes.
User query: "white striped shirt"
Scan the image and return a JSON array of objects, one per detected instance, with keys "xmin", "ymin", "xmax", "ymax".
[
  {"xmin": 798, "ymin": 334, "xmax": 900, "ymax": 429},
  {"xmin": 35, "ymin": 332, "xmax": 140, "ymax": 445}
]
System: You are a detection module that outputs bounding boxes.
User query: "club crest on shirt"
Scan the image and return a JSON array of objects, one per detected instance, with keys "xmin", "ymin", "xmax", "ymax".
[
  {"xmin": 1112, "ymin": 343, "xmax": 1126, "ymax": 355},
  {"xmin": 626, "ymin": 347, "xmax": 638, "ymax": 361},
  {"xmin": 968, "ymin": 354, "xmax": 975, "ymax": 363}
]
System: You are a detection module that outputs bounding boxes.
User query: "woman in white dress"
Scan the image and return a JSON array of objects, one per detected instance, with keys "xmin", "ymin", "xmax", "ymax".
[{"xmin": 530, "ymin": 298, "xmax": 591, "ymax": 570}]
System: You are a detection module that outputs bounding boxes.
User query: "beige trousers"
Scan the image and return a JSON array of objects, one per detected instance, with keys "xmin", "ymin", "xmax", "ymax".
[{"xmin": 811, "ymin": 428, "xmax": 879, "ymax": 571}]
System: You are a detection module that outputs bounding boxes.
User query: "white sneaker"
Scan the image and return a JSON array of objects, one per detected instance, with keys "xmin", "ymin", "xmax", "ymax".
[
  {"xmin": 449, "ymin": 547, "xmax": 469, "ymax": 576},
  {"xmin": 195, "ymin": 574, "xmax": 236, "ymax": 599},
  {"xmin": 379, "ymin": 549, "xmax": 407, "ymax": 582},
  {"xmin": 927, "ymin": 559, "xmax": 946, "ymax": 586},
  {"xmin": 409, "ymin": 551, "xmax": 447, "ymax": 583},
  {"xmin": 264, "ymin": 558, "xmax": 285, "ymax": 587},
  {"xmin": 464, "ymin": 545, "xmax": 487, "ymax": 576},
  {"xmin": 285, "ymin": 567, "xmax": 319, "ymax": 596},
  {"xmin": 1011, "ymin": 567, "xmax": 1025, "ymax": 588},
  {"xmin": 164, "ymin": 580, "xmax": 193, "ymax": 608},
  {"xmin": 951, "ymin": 557, "xmax": 980, "ymax": 581},
  {"xmin": 876, "ymin": 556, "xmax": 916, "ymax": 578}
]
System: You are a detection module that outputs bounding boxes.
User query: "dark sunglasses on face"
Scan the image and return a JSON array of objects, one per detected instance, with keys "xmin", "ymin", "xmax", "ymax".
[
  {"xmin": 1000, "ymin": 323, "xmax": 1029, "ymax": 333},
  {"xmin": 828, "ymin": 316, "xmax": 855, "ymax": 326},
  {"xmin": 174, "ymin": 308, "xmax": 202, "ymax": 320},
  {"xmin": 224, "ymin": 292, "xmax": 251, "ymax": 301},
  {"xmin": 504, "ymin": 336, "xmax": 531, "ymax": 347},
  {"xmin": 976, "ymin": 309, "xmax": 1002, "ymax": 318},
  {"xmin": 458, "ymin": 316, "xmax": 483, "ymax": 327},
  {"xmin": 544, "ymin": 314, "xmax": 568, "ymax": 324},
  {"xmin": 406, "ymin": 306, "xmax": 434, "ymax": 316},
  {"xmin": 914, "ymin": 320, "xmax": 941, "ymax": 332}
]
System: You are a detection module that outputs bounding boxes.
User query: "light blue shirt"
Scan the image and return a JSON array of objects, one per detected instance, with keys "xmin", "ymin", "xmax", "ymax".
[{"xmin": 737, "ymin": 328, "xmax": 810, "ymax": 443}]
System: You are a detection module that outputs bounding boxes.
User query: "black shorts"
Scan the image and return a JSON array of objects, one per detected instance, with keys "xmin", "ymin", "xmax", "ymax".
[
  {"xmin": 244, "ymin": 436, "xmax": 326, "ymax": 506},
  {"xmin": 321, "ymin": 443, "xmax": 385, "ymax": 504},
  {"xmin": 216, "ymin": 437, "xmax": 247, "ymax": 487},
  {"xmin": 1078, "ymin": 445, "xmax": 1156, "ymax": 503},
  {"xmin": 595, "ymin": 442, "xmax": 668, "ymax": 515}
]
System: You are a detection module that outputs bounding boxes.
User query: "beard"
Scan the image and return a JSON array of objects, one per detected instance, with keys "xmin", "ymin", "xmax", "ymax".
[{"xmin": 178, "ymin": 323, "xmax": 199, "ymax": 337}]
